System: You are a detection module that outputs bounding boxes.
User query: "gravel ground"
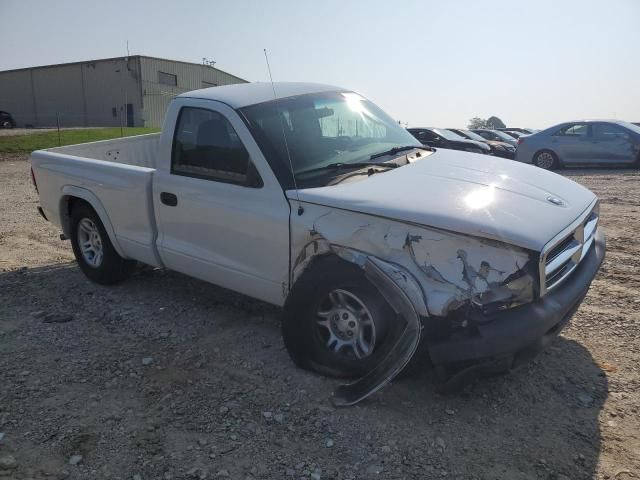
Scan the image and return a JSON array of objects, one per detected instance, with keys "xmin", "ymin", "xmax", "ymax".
[{"xmin": 1, "ymin": 154, "xmax": 639, "ymax": 480}]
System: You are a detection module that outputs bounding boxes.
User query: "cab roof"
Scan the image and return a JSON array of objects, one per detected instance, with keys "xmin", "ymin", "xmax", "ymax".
[{"xmin": 178, "ymin": 82, "xmax": 344, "ymax": 109}]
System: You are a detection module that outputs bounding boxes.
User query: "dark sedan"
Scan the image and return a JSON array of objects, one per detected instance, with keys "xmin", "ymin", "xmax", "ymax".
[
  {"xmin": 448, "ymin": 128, "xmax": 516, "ymax": 159},
  {"xmin": 407, "ymin": 128, "xmax": 490, "ymax": 155},
  {"xmin": 0, "ymin": 111, "xmax": 16, "ymax": 129}
]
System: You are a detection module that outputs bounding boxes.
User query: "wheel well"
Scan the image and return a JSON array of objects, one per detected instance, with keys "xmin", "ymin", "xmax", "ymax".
[
  {"xmin": 60, "ymin": 196, "xmax": 93, "ymax": 237},
  {"xmin": 289, "ymin": 253, "xmax": 359, "ymax": 304}
]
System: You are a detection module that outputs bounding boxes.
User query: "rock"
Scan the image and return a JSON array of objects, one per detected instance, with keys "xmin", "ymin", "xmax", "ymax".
[
  {"xmin": 325, "ymin": 439, "xmax": 334, "ymax": 448},
  {"xmin": 365, "ymin": 464, "xmax": 384, "ymax": 475},
  {"xmin": 381, "ymin": 445, "xmax": 392, "ymax": 454},
  {"xmin": 285, "ymin": 468, "xmax": 295, "ymax": 476},
  {"xmin": 219, "ymin": 406, "xmax": 229, "ymax": 414},
  {"xmin": 445, "ymin": 408, "xmax": 455, "ymax": 415},
  {"xmin": 0, "ymin": 432, "xmax": 4, "ymax": 443},
  {"xmin": 262, "ymin": 411, "xmax": 272, "ymax": 419},
  {"xmin": 142, "ymin": 357, "xmax": 154, "ymax": 366},
  {"xmin": 30, "ymin": 311, "xmax": 46, "ymax": 318},
  {"xmin": 435, "ymin": 437, "xmax": 446, "ymax": 450},
  {"xmin": 274, "ymin": 413, "xmax": 284, "ymax": 423},
  {"xmin": 133, "ymin": 475, "xmax": 143, "ymax": 480},
  {"xmin": 68, "ymin": 454, "xmax": 83, "ymax": 465},
  {"xmin": 43, "ymin": 313, "xmax": 73, "ymax": 323},
  {"xmin": 216, "ymin": 470, "xmax": 230, "ymax": 477},
  {"xmin": 0, "ymin": 454, "xmax": 17, "ymax": 470}
]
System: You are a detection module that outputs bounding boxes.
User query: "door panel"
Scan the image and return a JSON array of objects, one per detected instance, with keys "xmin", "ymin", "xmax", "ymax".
[
  {"xmin": 550, "ymin": 123, "xmax": 591, "ymax": 164},
  {"xmin": 153, "ymin": 100, "xmax": 291, "ymax": 306},
  {"xmin": 590, "ymin": 123, "xmax": 636, "ymax": 164}
]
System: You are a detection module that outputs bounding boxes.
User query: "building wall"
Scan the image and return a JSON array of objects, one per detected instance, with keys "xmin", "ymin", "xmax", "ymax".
[
  {"xmin": 0, "ymin": 56, "xmax": 247, "ymax": 128},
  {"xmin": 139, "ymin": 57, "xmax": 248, "ymax": 127},
  {"xmin": 79, "ymin": 57, "xmax": 143, "ymax": 127},
  {"xmin": 0, "ymin": 58, "xmax": 142, "ymax": 127},
  {"xmin": 0, "ymin": 70, "xmax": 36, "ymax": 127}
]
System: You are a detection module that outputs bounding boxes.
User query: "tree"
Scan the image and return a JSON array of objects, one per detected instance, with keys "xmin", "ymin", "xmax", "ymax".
[
  {"xmin": 468, "ymin": 117, "xmax": 488, "ymax": 129},
  {"xmin": 486, "ymin": 116, "xmax": 506, "ymax": 129}
]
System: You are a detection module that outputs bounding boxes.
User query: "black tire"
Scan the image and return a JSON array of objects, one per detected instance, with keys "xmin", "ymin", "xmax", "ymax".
[
  {"xmin": 69, "ymin": 203, "xmax": 136, "ymax": 285},
  {"xmin": 282, "ymin": 256, "xmax": 399, "ymax": 379},
  {"xmin": 532, "ymin": 150, "xmax": 558, "ymax": 170}
]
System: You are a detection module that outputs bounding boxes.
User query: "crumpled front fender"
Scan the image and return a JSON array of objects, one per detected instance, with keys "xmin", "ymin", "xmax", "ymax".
[{"xmin": 289, "ymin": 204, "xmax": 534, "ymax": 405}]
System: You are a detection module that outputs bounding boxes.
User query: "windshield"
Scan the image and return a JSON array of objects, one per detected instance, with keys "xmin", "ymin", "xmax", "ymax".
[
  {"xmin": 240, "ymin": 91, "xmax": 421, "ymax": 188},
  {"xmin": 618, "ymin": 121, "xmax": 640, "ymax": 135},
  {"xmin": 432, "ymin": 128, "xmax": 466, "ymax": 141},
  {"xmin": 458, "ymin": 130, "xmax": 486, "ymax": 142}
]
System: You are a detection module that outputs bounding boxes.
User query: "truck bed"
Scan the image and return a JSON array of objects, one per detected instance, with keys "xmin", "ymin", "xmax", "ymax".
[
  {"xmin": 31, "ymin": 134, "xmax": 162, "ymax": 267},
  {"xmin": 49, "ymin": 133, "xmax": 161, "ymax": 168}
]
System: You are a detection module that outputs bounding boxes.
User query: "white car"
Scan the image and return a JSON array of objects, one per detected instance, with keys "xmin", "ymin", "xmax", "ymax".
[{"xmin": 30, "ymin": 83, "xmax": 605, "ymax": 405}]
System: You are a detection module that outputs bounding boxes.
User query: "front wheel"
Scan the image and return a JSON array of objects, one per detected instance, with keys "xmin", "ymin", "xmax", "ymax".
[
  {"xmin": 533, "ymin": 150, "xmax": 558, "ymax": 170},
  {"xmin": 282, "ymin": 257, "xmax": 398, "ymax": 378},
  {"xmin": 70, "ymin": 203, "xmax": 136, "ymax": 285}
]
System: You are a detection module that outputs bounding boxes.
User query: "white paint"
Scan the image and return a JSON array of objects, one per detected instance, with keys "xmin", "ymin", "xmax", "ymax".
[{"xmin": 293, "ymin": 148, "xmax": 597, "ymax": 251}]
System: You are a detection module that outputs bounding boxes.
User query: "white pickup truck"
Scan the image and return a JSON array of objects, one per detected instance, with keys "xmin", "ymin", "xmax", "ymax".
[{"xmin": 31, "ymin": 83, "xmax": 605, "ymax": 405}]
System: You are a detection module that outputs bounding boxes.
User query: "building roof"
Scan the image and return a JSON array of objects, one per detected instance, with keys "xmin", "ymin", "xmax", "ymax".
[
  {"xmin": 178, "ymin": 82, "xmax": 344, "ymax": 108},
  {"xmin": 0, "ymin": 55, "xmax": 247, "ymax": 82}
]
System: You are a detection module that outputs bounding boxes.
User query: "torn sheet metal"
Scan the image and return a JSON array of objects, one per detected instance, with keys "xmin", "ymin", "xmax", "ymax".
[{"xmin": 291, "ymin": 204, "xmax": 532, "ymax": 318}]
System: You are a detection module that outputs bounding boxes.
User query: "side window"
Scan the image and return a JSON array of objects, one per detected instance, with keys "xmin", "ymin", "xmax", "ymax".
[
  {"xmin": 422, "ymin": 130, "xmax": 438, "ymax": 140},
  {"xmin": 554, "ymin": 123, "xmax": 588, "ymax": 137},
  {"xmin": 172, "ymin": 107, "xmax": 256, "ymax": 186},
  {"xmin": 592, "ymin": 123, "xmax": 629, "ymax": 141}
]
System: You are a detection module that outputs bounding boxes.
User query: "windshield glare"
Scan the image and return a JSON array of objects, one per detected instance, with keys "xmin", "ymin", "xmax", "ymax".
[
  {"xmin": 433, "ymin": 128, "xmax": 466, "ymax": 141},
  {"xmin": 459, "ymin": 130, "xmax": 486, "ymax": 142},
  {"xmin": 240, "ymin": 91, "xmax": 421, "ymax": 187}
]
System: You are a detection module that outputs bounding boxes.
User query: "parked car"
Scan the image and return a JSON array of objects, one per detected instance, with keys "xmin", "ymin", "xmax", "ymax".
[
  {"xmin": 30, "ymin": 82, "xmax": 605, "ymax": 405},
  {"xmin": 448, "ymin": 128, "xmax": 516, "ymax": 159},
  {"xmin": 515, "ymin": 120, "xmax": 640, "ymax": 169},
  {"xmin": 407, "ymin": 127, "xmax": 490, "ymax": 154},
  {"xmin": 471, "ymin": 129, "xmax": 519, "ymax": 147},
  {"xmin": 0, "ymin": 111, "xmax": 16, "ymax": 129}
]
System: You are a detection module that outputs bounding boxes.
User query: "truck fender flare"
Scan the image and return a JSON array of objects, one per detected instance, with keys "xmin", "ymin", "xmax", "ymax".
[
  {"xmin": 332, "ymin": 256, "xmax": 423, "ymax": 406},
  {"xmin": 59, "ymin": 185, "xmax": 127, "ymax": 258}
]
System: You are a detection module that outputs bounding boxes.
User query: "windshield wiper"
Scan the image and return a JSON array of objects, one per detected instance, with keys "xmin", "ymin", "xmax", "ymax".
[
  {"xmin": 369, "ymin": 145, "xmax": 434, "ymax": 160},
  {"xmin": 298, "ymin": 161, "xmax": 399, "ymax": 175}
]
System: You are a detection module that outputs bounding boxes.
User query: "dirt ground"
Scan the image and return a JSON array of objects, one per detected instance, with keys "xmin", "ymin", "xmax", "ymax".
[{"xmin": 1, "ymin": 154, "xmax": 638, "ymax": 480}]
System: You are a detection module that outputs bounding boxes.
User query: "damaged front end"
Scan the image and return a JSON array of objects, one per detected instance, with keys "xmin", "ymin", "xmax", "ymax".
[{"xmin": 289, "ymin": 205, "xmax": 537, "ymax": 405}]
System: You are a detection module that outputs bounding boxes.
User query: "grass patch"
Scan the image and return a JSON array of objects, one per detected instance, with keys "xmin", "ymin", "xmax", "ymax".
[{"xmin": 0, "ymin": 127, "xmax": 160, "ymax": 154}]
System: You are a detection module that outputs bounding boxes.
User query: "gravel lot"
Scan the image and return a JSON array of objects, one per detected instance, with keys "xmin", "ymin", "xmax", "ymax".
[{"xmin": 1, "ymin": 154, "xmax": 639, "ymax": 480}]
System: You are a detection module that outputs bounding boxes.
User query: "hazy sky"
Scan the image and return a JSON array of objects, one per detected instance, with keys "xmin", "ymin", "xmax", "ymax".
[{"xmin": 1, "ymin": 0, "xmax": 639, "ymax": 128}]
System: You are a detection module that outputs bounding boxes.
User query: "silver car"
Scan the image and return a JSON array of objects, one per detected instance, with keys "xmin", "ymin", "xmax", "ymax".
[{"xmin": 515, "ymin": 120, "xmax": 640, "ymax": 169}]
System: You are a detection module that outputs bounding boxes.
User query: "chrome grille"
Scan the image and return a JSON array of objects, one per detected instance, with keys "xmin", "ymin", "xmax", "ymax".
[{"xmin": 540, "ymin": 204, "xmax": 599, "ymax": 295}]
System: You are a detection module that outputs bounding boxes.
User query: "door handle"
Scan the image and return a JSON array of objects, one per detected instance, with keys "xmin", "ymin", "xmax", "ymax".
[{"xmin": 160, "ymin": 192, "xmax": 178, "ymax": 206}]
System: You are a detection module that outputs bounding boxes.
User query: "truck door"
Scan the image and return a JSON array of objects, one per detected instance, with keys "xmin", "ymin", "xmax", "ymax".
[{"xmin": 153, "ymin": 99, "xmax": 291, "ymax": 306}]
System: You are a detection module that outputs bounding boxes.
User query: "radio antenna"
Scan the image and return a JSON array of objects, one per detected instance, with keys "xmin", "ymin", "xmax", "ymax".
[{"xmin": 263, "ymin": 48, "xmax": 303, "ymax": 215}]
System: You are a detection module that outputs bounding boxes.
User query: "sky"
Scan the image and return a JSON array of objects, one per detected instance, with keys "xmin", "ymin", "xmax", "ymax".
[{"xmin": 1, "ymin": 0, "xmax": 639, "ymax": 129}]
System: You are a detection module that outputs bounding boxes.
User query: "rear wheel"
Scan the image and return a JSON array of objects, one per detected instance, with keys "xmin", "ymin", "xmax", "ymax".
[
  {"xmin": 282, "ymin": 257, "xmax": 398, "ymax": 378},
  {"xmin": 70, "ymin": 203, "xmax": 136, "ymax": 284},
  {"xmin": 533, "ymin": 150, "xmax": 558, "ymax": 170}
]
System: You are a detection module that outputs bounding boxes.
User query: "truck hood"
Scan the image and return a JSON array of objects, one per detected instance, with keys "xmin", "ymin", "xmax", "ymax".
[{"xmin": 290, "ymin": 149, "xmax": 597, "ymax": 251}]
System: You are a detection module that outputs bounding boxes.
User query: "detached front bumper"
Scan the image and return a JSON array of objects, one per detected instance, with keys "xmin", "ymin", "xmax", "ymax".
[{"xmin": 427, "ymin": 228, "xmax": 606, "ymax": 368}]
